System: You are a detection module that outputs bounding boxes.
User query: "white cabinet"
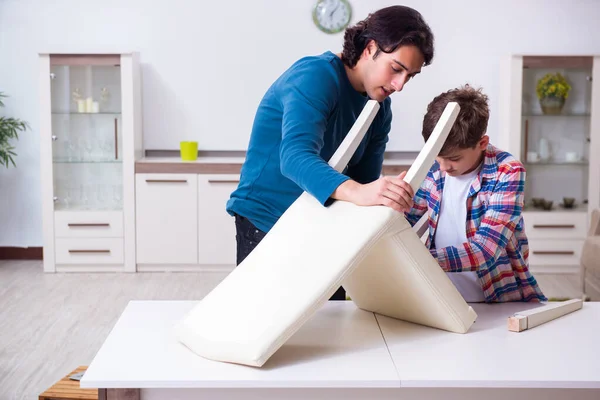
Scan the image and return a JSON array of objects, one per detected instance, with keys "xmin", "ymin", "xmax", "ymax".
[
  {"xmin": 133, "ymin": 172, "xmax": 239, "ymax": 271},
  {"xmin": 39, "ymin": 53, "xmax": 142, "ymax": 272},
  {"xmin": 51, "ymin": 211, "xmax": 125, "ymax": 271},
  {"xmin": 499, "ymin": 55, "xmax": 600, "ymax": 274},
  {"xmin": 197, "ymin": 174, "xmax": 239, "ymax": 268},
  {"xmin": 523, "ymin": 210, "xmax": 588, "ymax": 274},
  {"xmin": 135, "ymin": 174, "xmax": 198, "ymax": 266}
]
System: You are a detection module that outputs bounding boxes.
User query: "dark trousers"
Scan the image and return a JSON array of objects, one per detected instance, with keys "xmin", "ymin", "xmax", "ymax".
[{"xmin": 234, "ymin": 214, "xmax": 346, "ymax": 301}]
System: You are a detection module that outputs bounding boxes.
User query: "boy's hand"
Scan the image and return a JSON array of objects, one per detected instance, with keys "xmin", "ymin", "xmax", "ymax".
[{"xmin": 333, "ymin": 171, "xmax": 414, "ymax": 213}]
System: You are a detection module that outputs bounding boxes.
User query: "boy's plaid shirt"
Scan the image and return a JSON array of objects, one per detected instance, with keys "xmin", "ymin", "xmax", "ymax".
[{"xmin": 405, "ymin": 145, "xmax": 547, "ymax": 303}]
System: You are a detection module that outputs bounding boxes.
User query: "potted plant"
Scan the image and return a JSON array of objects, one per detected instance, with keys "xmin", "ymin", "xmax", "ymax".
[
  {"xmin": 0, "ymin": 92, "xmax": 29, "ymax": 168},
  {"xmin": 536, "ymin": 72, "xmax": 571, "ymax": 115}
]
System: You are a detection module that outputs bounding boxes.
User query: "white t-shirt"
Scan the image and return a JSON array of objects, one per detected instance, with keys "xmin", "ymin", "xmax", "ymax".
[{"xmin": 435, "ymin": 166, "xmax": 485, "ymax": 302}]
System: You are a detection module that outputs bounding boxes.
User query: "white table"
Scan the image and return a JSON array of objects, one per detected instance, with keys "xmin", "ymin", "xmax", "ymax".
[{"xmin": 81, "ymin": 301, "xmax": 600, "ymax": 400}]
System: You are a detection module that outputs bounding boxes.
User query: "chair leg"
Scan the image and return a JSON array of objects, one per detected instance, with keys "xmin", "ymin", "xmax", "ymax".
[{"xmin": 329, "ymin": 286, "xmax": 346, "ymax": 300}]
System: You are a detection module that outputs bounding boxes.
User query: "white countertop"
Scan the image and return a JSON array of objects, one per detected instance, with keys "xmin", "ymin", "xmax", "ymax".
[
  {"xmin": 136, "ymin": 156, "xmax": 414, "ymax": 166},
  {"xmin": 81, "ymin": 300, "xmax": 600, "ymax": 390},
  {"xmin": 81, "ymin": 301, "xmax": 399, "ymax": 389},
  {"xmin": 137, "ymin": 156, "xmax": 246, "ymax": 164}
]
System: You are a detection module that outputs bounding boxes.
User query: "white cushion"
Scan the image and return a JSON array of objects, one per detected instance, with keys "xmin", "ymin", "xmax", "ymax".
[
  {"xmin": 174, "ymin": 101, "xmax": 476, "ymax": 367},
  {"xmin": 344, "ymin": 220, "xmax": 478, "ymax": 333}
]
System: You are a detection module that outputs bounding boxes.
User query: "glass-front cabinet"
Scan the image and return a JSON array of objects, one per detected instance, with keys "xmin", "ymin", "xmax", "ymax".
[
  {"xmin": 50, "ymin": 58, "xmax": 123, "ymax": 211},
  {"xmin": 501, "ymin": 55, "xmax": 600, "ymax": 276},
  {"xmin": 40, "ymin": 53, "xmax": 142, "ymax": 273},
  {"xmin": 520, "ymin": 58, "xmax": 593, "ymax": 212}
]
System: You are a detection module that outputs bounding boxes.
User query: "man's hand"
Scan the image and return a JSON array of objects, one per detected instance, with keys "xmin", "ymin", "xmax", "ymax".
[{"xmin": 332, "ymin": 171, "xmax": 414, "ymax": 213}]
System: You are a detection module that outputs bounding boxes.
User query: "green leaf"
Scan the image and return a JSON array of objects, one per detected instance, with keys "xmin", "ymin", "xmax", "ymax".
[{"xmin": 0, "ymin": 92, "xmax": 28, "ymax": 168}]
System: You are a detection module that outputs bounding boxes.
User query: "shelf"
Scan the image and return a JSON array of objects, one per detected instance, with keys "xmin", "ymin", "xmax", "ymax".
[
  {"xmin": 522, "ymin": 113, "xmax": 590, "ymax": 118},
  {"xmin": 54, "ymin": 205, "xmax": 123, "ymax": 212},
  {"xmin": 52, "ymin": 112, "xmax": 121, "ymax": 116},
  {"xmin": 525, "ymin": 161, "xmax": 588, "ymax": 166},
  {"xmin": 53, "ymin": 158, "xmax": 122, "ymax": 164},
  {"xmin": 524, "ymin": 204, "xmax": 588, "ymax": 213}
]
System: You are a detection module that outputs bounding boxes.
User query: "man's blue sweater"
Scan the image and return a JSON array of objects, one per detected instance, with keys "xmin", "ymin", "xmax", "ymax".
[{"xmin": 226, "ymin": 51, "xmax": 392, "ymax": 232}]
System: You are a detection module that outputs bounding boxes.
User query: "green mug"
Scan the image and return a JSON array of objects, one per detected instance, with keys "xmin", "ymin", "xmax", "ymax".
[{"xmin": 180, "ymin": 141, "xmax": 198, "ymax": 161}]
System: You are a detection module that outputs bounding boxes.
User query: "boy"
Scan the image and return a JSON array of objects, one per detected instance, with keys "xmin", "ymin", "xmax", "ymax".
[
  {"xmin": 405, "ymin": 85, "xmax": 546, "ymax": 302},
  {"xmin": 226, "ymin": 6, "xmax": 434, "ymax": 299}
]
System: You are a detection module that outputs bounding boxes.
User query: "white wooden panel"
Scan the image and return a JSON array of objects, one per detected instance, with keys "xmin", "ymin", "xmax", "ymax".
[
  {"xmin": 378, "ymin": 301, "xmax": 600, "ymax": 389},
  {"xmin": 121, "ymin": 52, "xmax": 142, "ymax": 272},
  {"xmin": 524, "ymin": 211, "xmax": 587, "ymax": 239},
  {"xmin": 528, "ymin": 239, "xmax": 584, "ymax": 268},
  {"xmin": 197, "ymin": 174, "xmax": 239, "ymax": 267},
  {"xmin": 135, "ymin": 174, "xmax": 198, "ymax": 264},
  {"xmin": 55, "ymin": 211, "xmax": 123, "ymax": 238},
  {"xmin": 39, "ymin": 54, "xmax": 56, "ymax": 272},
  {"xmin": 588, "ymin": 57, "xmax": 600, "ymax": 217},
  {"xmin": 81, "ymin": 302, "xmax": 399, "ymax": 389},
  {"xmin": 55, "ymin": 238, "xmax": 124, "ymax": 264}
]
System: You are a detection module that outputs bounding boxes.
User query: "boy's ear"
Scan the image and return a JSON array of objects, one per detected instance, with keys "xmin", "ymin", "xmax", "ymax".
[{"xmin": 478, "ymin": 135, "xmax": 489, "ymax": 150}]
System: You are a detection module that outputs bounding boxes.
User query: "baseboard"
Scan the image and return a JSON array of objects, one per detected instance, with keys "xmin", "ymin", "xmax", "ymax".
[{"xmin": 0, "ymin": 246, "xmax": 43, "ymax": 260}]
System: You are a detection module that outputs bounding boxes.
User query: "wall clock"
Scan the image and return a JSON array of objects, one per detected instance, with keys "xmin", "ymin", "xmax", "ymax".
[{"xmin": 313, "ymin": 0, "xmax": 352, "ymax": 34}]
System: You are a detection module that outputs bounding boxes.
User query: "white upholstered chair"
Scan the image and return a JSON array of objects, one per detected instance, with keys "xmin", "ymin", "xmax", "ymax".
[{"xmin": 174, "ymin": 101, "xmax": 477, "ymax": 367}]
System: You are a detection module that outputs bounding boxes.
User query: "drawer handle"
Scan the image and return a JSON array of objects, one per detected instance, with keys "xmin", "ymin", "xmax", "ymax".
[
  {"xmin": 68, "ymin": 249, "xmax": 111, "ymax": 254},
  {"xmin": 68, "ymin": 223, "xmax": 110, "ymax": 227},
  {"xmin": 208, "ymin": 179, "xmax": 240, "ymax": 183},
  {"xmin": 532, "ymin": 224, "xmax": 576, "ymax": 229},
  {"xmin": 146, "ymin": 179, "xmax": 187, "ymax": 183},
  {"xmin": 532, "ymin": 251, "xmax": 575, "ymax": 255}
]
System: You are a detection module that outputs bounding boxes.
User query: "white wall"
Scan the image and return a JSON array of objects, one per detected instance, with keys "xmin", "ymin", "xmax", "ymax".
[{"xmin": 1, "ymin": 0, "xmax": 600, "ymax": 246}]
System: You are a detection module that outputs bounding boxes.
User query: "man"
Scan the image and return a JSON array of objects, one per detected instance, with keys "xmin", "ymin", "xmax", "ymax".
[
  {"xmin": 405, "ymin": 85, "xmax": 546, "ymax": 302},
  {"xmin": 227, "ymin": 5, "xmax": 434, "ymax": 299}
]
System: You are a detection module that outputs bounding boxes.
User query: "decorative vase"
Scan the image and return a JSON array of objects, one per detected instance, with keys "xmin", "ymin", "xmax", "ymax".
[
  {"xmin": 539, "ymin": 96, "xmax": 565, "ymax": 115},
  {"xmin": 538, "ymin": 138, "xmax": 551, "ymax": 161}
]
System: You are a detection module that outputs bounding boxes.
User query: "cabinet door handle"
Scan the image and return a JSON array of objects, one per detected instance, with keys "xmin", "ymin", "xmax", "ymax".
[
  {"xmin": 68, "ymin": 223, "xmax": 110, "ymax": 227},
  {"xmin": 532, "ymin": 251, "xmax": 575, "ymax": 255},
  {"xmin": 208, "ymin": 179, "xmax": 240, "ymax": 183},
  {"xmin": 146, "ymin": 179, "xmax": 187, "ymax": 183},
  {"xmin": 532, "ymin": 224, "xmax": 576, "ymax": 229},
  {"xmin": 68, "ymin": 249, "xmax": 111, "ymax": 254},
  {"xmin": 114, "ymin": 118, "xmax": 118, "ymax": 160}
]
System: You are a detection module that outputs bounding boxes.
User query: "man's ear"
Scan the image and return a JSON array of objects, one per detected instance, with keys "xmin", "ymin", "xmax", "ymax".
[
  {"xmin": 363, "ymin": 40, "xmax": 377, "ymax": 59},
  {"xmin": 479, "ymin": 134, "xmax": 489, "ymax": 150}
]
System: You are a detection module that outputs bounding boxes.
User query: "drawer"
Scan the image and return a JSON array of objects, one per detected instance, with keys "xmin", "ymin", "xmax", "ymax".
[
  {"xmin": 523, "ymin": 211, "xmax": 587, "ymax": 239},
  {"xmin": 55, "ymin": 211, "xmax": 123, "ymax": 238},
  {"xmin": 55, "ymin": 238, "xmax": 124, "ymax": 265},
  {"xmin": 528, "ymin": 239, "xmax": 584, "ymax": 267}
]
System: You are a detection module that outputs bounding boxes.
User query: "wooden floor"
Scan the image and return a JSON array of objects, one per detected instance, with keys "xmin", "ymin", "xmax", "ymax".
[
  {"xmin": 0, "ymin": 260, "xmax": 584, "ymax": 400},
  {"xmin": 0, "ymin": 260, "xmax": 227, "ymax": 400}
]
